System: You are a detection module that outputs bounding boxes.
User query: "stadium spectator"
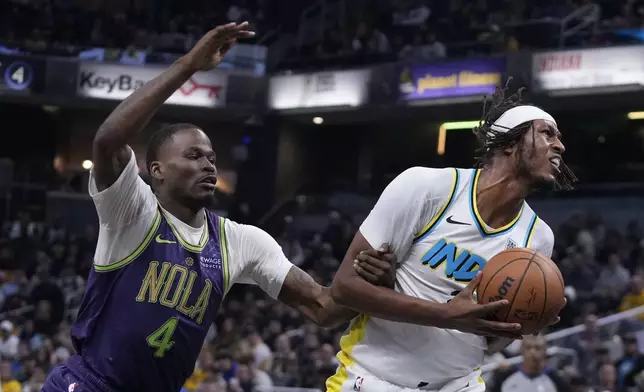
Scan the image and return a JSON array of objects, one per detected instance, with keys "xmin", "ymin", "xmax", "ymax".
[
  {"xmin": 230, "ymin": 357, "xmax": 273, "ymax": 392},
  {"xmin": 1, "ymin": 359, "xmax": 21, "ymax": 392},
  {"xmin": 561, "ymin": 250, "xmax": 598, "ymax": 303},
  {"xmin": 198, "ymin": 376, "xmax": 227, "ymax": 392},
  {"xmin": 490, "ymin": 335, "xmax": 569, "ymax": 392},
  {"xmin": 569, "ymin": 375, "xmax": 592, "ymax": 392},
  {"xmin": 621, "ymin": 276, "xmax": 644, "ymax": 320},
  {"xmin": 248, "ymin": 330, "xmax": 273, "ymax": 372},
  {"xmin": 0, "ymin": 320, "xmax": 19, "ymax": 358},
  {"xmin": 185, "ymin": 347, "xmax": 218, "ymax": 392},
  {"xmin": 596, "ymin": 253, "xmax": 631, "ymax": 296},
  {"xmin": 597, "ymin": 362, "xmax": 617, "ymax": 392},
  {"xmin": 616, "ymin": 334, "xmax": 644, "ymax": 389}
]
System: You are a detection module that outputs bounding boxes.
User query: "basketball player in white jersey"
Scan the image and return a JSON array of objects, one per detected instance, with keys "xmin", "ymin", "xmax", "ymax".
[{"xmin": 328, "ymin": 85, "xmax": 577, "ymax": 392}]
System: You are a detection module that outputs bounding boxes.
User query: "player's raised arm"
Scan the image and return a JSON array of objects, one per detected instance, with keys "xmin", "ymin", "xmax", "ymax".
[
  {"xmin": 331, "ymin": 167, "xmax": 523, "ymax": 339},
  {"xmin": 92, "ymin": 22, "xmax": 254, "ymax": 191}
]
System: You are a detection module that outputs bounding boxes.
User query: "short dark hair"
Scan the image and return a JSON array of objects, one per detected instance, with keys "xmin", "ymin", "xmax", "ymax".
[
  {"xmin": 472, "ymin": 79, "xmax": 577, "ymax": 190},
  {"xmin": 145, "ymin": 123, "xmax": 199, "ymax": 174}
]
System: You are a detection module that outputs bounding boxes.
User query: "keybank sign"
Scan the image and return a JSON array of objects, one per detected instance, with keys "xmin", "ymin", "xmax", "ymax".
[{"xmin": 77, "ymin": 63, "xmax": 228, "ymax": 107}]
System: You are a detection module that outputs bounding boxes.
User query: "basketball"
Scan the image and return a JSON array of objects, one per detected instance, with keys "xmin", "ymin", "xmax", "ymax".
[{"xmin": 477, "ymin": 248, "xmax": 566, "ymax": 335}]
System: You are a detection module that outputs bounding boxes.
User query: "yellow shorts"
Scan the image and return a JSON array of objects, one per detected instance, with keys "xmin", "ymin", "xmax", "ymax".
[{"xmin": 326, "ymin": 363, "xmax": 485, "ymax": 392}]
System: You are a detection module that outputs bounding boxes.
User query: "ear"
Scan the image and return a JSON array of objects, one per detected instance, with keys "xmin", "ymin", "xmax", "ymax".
[
  {"xmin": 502, "ymin": 144, "xmax": 516, "ymax": 156},
  {"xmin": 149, "ymin": 161, "xmax": 164, "ymax": 181}
]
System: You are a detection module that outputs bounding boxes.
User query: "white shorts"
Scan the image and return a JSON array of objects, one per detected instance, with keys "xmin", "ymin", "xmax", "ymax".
[{"xmin": 326, "ymin": 363, "xmax": 485, "ymax": 392}]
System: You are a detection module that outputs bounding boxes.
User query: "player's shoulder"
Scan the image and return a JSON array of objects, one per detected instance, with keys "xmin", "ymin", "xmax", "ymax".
[
  {"xmin": 391, "ymin": 166, "xmax": 460, "ymax": 198},
  {"xmin": 218, "ymin": 216, "xmax": 251, "ymax": 238},
  {"xmin": 397, "ymin": 166, "xmax": 459, "ymax": 181},
  {"xmin": 218, "ymin": 217, "xmax": 275, "ymax": 247},
  {"xmin": 525, "ymin": 207, "xmax": 555, "ymax": 257},
  {"xmin": 533, "ymin": 216, "xmax": 554, "ymax": 238}
]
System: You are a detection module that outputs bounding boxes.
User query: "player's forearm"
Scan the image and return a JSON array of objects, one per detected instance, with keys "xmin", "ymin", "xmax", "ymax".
[
  {"xmin": 315, "ymin": 287, "xmax": 360, "ymax": 327},
  {"xmin": 93, "ymin": 60, "xmax": 195, "ymax": 154},
  {"xmin": 277, "ymin": 266, "xmax": 357, "ymax": 327},
  {"xmin": 331, "ymin": 274, "xmax": 448, "ymax": 327}
]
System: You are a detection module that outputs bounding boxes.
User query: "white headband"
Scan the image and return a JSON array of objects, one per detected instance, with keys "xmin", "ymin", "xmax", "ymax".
[{"xmin": 490, "ymin": 105, "xmax": 556, "ymax": 134}]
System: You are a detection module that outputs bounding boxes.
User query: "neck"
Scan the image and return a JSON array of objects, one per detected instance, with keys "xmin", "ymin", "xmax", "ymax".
[
  {"xmin": 476, "ymin": 166, "xmax": 530, "ymax": 228},
  {"xmin": 520, "ymin": 361, "xmax": 545, "ymax": 376},
  {"xmin": 156, "ymin": 193, "xmax": 204, "ymax": 228}
]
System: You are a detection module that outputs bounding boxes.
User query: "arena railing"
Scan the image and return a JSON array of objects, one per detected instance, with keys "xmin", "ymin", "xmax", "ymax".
[
  {"xmin": 545, "ymin": 304, "xmax": 644, "ymax": 342},
  {"xmin": 559, "ymin": 3, "xmax": 601, "ymax": 46},
  {"xmin": 0, "ymin": 304, "xmax": 35, "ymax": 321},
  {"xmin": 481, "ymin": 346, "xmax": 578, "ymax": 374},
  {"xmin": 480, "ymin": 304, "xmax": 644, "ymax": 375}
]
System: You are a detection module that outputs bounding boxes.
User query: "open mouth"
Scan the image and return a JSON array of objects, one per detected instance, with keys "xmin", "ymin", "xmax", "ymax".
[{"xmin": 549, "ymin": 157, "xmax": 561, "ymax": 172}]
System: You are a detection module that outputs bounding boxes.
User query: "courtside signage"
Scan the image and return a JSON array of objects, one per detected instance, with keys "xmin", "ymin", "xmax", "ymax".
[
  {"xmin": 532, "ymin": 46, "xmax": 644, "ymax": 92},
  {"xmin": 268, "ymin": 69, "xmax": 371, "ymax": 110},
  {"xmin": 77, "ymin": 63, "xmax": 228, "ymax": 107},
  {"xmin": 399, "ymin": 58, "xmax": 505, "ymax": 100}
]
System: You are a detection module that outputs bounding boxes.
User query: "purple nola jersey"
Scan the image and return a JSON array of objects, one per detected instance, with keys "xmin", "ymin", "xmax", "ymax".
[{"xmin": 69, "ymin": 210, "xmax": 229, "ymax": 392}]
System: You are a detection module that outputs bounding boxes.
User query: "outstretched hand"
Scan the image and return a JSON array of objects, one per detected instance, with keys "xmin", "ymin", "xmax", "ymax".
[
  {"xmin": 182, "ymin": 22, "xmax": 255, "ymax": 71},
  {"xmin": 441, "ymin": 272, "xmax": 523, "ymax": 339}
]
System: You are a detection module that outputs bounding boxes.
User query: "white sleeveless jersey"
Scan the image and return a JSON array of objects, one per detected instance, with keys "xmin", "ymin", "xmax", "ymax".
[{"xmin": 332, "ymin": 167, "xmax": 555, "ymax": 390}]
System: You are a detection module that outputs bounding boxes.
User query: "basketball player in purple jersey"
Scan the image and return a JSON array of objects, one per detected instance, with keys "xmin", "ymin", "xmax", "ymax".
[{"xmin": 42, "ymin": 22, "xmax": 396, "ymax": 392}]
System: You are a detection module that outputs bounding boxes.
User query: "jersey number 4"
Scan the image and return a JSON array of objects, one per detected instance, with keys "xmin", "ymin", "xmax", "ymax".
[{"xmin": 147, "ymin": 317, "xmax": 178, "ymax": 358}]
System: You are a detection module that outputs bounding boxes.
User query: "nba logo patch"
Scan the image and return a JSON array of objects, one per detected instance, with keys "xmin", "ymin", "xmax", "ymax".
[
  {"xmin": 68, "ymin": 383, "xmax": 78, "ymax": 392},
  {"xmin": 506, "ymin": 239, "xmax": 517, "ymax": 249},
  {"xmin": 353, "ymin": 376, "xmax": 365, "ymax": 391}
]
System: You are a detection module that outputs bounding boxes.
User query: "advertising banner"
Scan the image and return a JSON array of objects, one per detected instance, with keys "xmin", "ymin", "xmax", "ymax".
[
  {"xmin": 399, "ymin": 58, "xmax": 505, "ymax": 100},
  {"xmin": 78, "ymin": 43, "xmax": 266, "ymax": 75},
  {"xmin": 532, "ymin": 46, "xmax": 644, "ymax": 92},
  {"xmin": 77, "ymin": 63, "xmax": 228, "ymax": 107},
  {"xmin": 0, "ymin": 54, "xmax": 46, "ymax": 94},
  {"xmin": 268, "ymin": 69, "xmax": 371, "ymax": 110}
]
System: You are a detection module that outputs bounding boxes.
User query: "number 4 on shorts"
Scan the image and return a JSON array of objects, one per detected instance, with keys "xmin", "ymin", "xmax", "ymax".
[{"xmin": 147, "ymin": 317, "xmax": 178, "ymax": 358}]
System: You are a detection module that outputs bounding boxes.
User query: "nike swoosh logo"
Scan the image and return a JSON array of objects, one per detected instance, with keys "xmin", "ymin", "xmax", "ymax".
[
  {"xmin": 155, "ymin": 234, "xmax": 176, "ymax": 244},
  {"xmin": 446, "ymin": 215, "xmax": 470, "ymax": 226}
]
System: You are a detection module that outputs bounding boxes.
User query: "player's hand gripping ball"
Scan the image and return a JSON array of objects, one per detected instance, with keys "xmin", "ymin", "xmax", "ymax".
[{"xmin": 477, "ymin": 248, "xmax": 566, "ymax": 335}]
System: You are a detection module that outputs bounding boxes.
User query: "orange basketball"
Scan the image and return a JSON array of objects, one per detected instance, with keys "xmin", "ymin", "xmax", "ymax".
[{"xmin": 477, "ymin": 248, "xmax": 565, "ymax": 335}]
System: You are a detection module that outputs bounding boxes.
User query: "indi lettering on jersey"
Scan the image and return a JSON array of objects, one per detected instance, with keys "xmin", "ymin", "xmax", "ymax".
[
  {"xmin": 420, "ymin": 239, "xmax": 487, "ymax": 282},
  {"xmin": 135, "ymin": 261, "xmax": 212, "ymax": 324}
]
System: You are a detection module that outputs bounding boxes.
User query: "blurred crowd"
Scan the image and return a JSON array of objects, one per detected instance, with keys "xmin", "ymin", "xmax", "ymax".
[
  {"xmin": 0, "ymin": 0, "xmax": 290, "ymax": 57},
  {"xmin": 0, "ymin": 198, "xmax": 642, "ymax": 392},
  {"xmin": 4, "ymin": 0, "xmax": 644, "ymax": 70},
  {"xmin": 278, "ymin": 0, "xmax": 643, "ymax": 69}
]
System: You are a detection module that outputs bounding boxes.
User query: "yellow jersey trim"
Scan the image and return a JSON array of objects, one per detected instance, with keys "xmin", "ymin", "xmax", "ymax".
[
  {"xmin": 164, "ymin": 211, "xmax": 209, "ymax": 253},
  {"xmin": 326, "ymin": 315, "xmax": 370, "ymax": 392},
  {"xmin": 217, "ymin": 216, "xmax": 231, "ymax": 293},
  {"xmin": 413, "ymin": 168, "xmax": 459, "ymax": 242},
  {"xmin": 94, "ymin": 211, "xmax": 162, "ymax": 272},
  {"xmin": 524, "ymin": 215, "xmax": 539, "ymax": 248},
  {"xmin": 469, "ymin": 169, "xmax": 524, "ymax": 237}
]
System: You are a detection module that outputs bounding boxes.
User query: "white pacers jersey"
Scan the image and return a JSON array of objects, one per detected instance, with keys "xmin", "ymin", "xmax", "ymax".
[{"xmin": 328, "ymin": 167, "xmax": 555, "ymax": 391}]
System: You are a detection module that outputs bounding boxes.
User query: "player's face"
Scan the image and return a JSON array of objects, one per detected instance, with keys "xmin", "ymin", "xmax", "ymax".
[
  {"xmin": 157, "ymin": 127, "xmax": 218, "ymax": 207},
  {"xmin": 516, "ymin": 119, "xmax": 565, "ymax": 188}
]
